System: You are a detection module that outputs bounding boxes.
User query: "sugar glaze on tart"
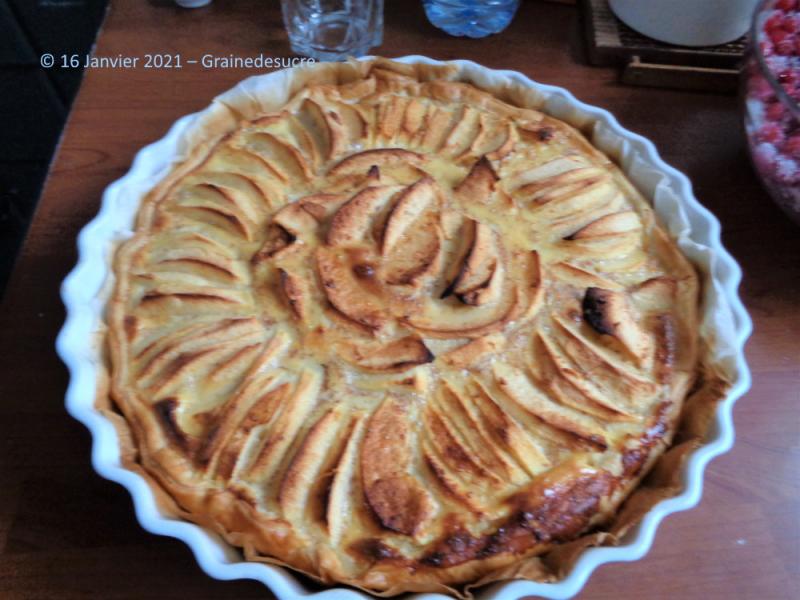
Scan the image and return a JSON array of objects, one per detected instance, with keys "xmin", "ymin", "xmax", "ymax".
[{"xmin": 107, "ymin": 60, "xmax": 702, "ymax": 594}]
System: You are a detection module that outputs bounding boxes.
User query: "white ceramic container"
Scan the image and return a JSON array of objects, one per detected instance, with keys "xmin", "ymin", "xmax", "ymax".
[{"xmin": 609, "ymin": 0, "xmax": 760, "ymax": 47}]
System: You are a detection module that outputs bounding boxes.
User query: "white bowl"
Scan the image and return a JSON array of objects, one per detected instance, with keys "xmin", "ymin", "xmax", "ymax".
[
  {"xmin": 56, "ymin": 55, "xmax": 752, "ymax": 600},
  {"xmin": 608, "ymin": 0, "xmax": 759, "ymax": 47}
]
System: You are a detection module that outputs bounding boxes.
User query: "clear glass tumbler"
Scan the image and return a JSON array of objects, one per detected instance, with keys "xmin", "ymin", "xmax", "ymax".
[{"xmin": 280, "ymin": 0, "xmax": 384, "ymax": 61}]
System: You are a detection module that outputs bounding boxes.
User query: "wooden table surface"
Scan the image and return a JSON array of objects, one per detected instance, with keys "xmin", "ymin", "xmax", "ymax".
[{"xmin": 1, "ymin": 1, "xmax": 798, "ymax": 598}]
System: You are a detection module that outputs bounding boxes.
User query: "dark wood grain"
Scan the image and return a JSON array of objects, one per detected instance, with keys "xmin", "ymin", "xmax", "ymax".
[{"xmin": 0, "ymin": 1, "xmax": 798, "ymax": 598}]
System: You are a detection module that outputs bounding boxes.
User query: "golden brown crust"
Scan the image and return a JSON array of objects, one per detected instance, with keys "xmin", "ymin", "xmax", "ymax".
[{"xmin": 102, "ymin": 58, "xmax": 728, "ymax": 597}]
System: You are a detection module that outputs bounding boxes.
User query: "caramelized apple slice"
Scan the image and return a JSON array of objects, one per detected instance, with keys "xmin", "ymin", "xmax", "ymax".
[
  {"xmin": 421, "ymin": 407, "xmax": 503, "ymax": 512},
  {"xmin": 418, "ymin": 106, "xmax": 460, "ymax": 151},
  {"xmin": 327, "ymin": 186, "xmax": 402, "ymax": 247},
  {"xmin": 492, "ymin": 362, "xmax": 608, "ymax": 449},
  {"xmin": 404, "ymin": 282, "xmax": 516, "ymax": 338},
  {"xmin": 535, "ymin": 332, "xmax": 637, "ymax": 421},
  {"xmin": 529, "ymin": 184, "xmax": 623, "ymax": 241},
  {"xmin": 297, "ymin": 98, "xmax": 345, "ymax": 161},
  {"xmin": 433, "ymin": 383, "xmax": 526, "ymax": 488},
  {"xmin": 251, "ymin": 224, "xmax": 294, "ymax": 264},
  {"xmin": 361, "ymin": 398, "xmax": 435, "ymax": 536},
  {"xmin": 553, "ymin": 315, "xmax": 657, "ymax": 400},
  {"xmin": 376, "ymin": 95, "xmax": 410, "ymax": 142},
  {"xmin": 244, "ymin": 131, "xmax": 312, "ymax": 181},
  {"xmin": 434, "ymin": 379, "xmax": 535, "ymax": 485},
  {"xmin": 328, "ymin": 99, "xmax": 368, "ymax": 143},
  {"xmin": 382, "ymin": 217, "xmax": 442, "ymax": 286},
  {"xmin": 373, "ymin": 178, "xmax": 442, "ymax": 286},
  {"xmin": 582, "ymin": 287, "xmax": 654, "ymax": 365},
  {"xmin": 448, "ymin": 222, "xmax": 500, "ymax": 303},
  {"xmin": 454, "ymin": 157, "xmax": 499, "ymax": 207},
  {"xmin": 245, "ymin": 366, "xmax": 324, "ymax": 480},
  {"xmin": 189, "ymin": 175, "xmax": 267, "ymax": 227},
  {"xmin": 321, "ymin": 413, "xmax": 368, "ymax": 544},
  {"xmin": 439, "ymin": 333, "xmax": 505, "ymax": 368},
  {"xmin": 279, "ymin": 268, "xmax": 310, "ymax": 320},
  {"xmin": 329, "ymin": 148, "xmax": 424, "ymax": 177},
  {"xmin": 203, "ymin": 375, "xmax": 289, "ymax": 478},
  {"xmin": 295, "ymin": 192, "xmax": 348, "ymax": 222},
  {"xmin": 468, "ymin": 378, "xmax": 551, "ymax": 476},
  {"xmin": 437, "ymin": 216, "xmax": 476, "ymax": 294},
  {"xmin": 400, "ymin": 98, "xmax": 427, "ymax": 141},
  {"xmin": 516, "ymin": 167, "xmax": 608, "ymax": 202},
  {"xmin": 278, "ymin": 406, "xmax": 348, "ymax": 522},
  {"xmin": 271, "ymin": 202, "xmax": 319, "ymax": 239},
  {"xmin": 173, "ymin": 183, "xmax": 260, "ymax": 241},
  {"xmin": 441, "ymin": 106, "xmax": 482, "ymax": 157},
  {"xmin": 550, "ymin": 262, "xmax": 623, "ymax": 292},
  {"xmin": 339, "ymin": 336, "xmax": 434, "ymax": 372},
  {"xmin": 630, "ymin": 276, "xmax": 676, "ymax": 313},
  {"xmin": 507, "ymin": 156, "xmax": 587, "ymax": 191},
  {"xmin": 569, "ymin": 210, "xmax": 642, "ymax": 239},
  {"xmin": 483, "ymin": 119, "xmax": 517, "ymax": 160},
  {"xmin": 411, "ymin": 243, "xmax": 540, "ymax": 337},
  {"xmin": 459, "ymin": 260, "xmax": 505, "ymax": 307},
  {"xmin": 316, "ymin": 246, "xmax": 389, "ymax": 332},
  {"xmin": 381, "ymin": 177, "xmax": 440, "ymax": 256},
  {"xmin": 206, "ymin": 144, "xmax": 288, "ymax": 193},
  {"xmin": 512, "ymin": 249, "xmax": 545, "ymax": 322}
]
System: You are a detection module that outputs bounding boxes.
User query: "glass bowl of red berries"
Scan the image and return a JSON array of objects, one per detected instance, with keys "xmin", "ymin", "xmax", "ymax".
[{"xmin": 744, "ymin": 0, "xmax": 800, "ymax": 224}]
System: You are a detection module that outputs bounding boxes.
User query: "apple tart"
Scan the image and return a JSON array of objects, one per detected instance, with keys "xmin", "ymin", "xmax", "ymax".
[{"xmin": 107, "ymin": 60, "xmax": 712, "ymax": 595}]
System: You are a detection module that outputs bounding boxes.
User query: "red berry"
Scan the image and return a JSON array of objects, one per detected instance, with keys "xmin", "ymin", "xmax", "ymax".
[
  {"xmin": 749, "ymin": 74, "xmax": 776, "ymax": 101},
  {"xmin": 776, "ymin": 0, "xmax": 797, "ymax": 11},
  {"xmin": 783, "ymin": 15, "xmax": 799, "ymax": 33},
  {"xmin": 783, "ymin": 135, "xmax": 800, "ymax": 158},
  {"xmin": 766, "ymin": 13, "xmax": 785, "ymax": 32},
  {"xmin": 778, "ymin": 69, "xmax": 797, "ymax": 85},
  {"xmin": 759, "ymin": 122, "xmax": 785, "ymax": 143},
  {"xmin": 770, "ymin": 27, "xmax": 790, "ymax": 44},
  {"xmin": 776, "ymin": 38, "xmax": 795, "ymax": 54},
  {"xmin": 753, "ymin": 143, "xmax": 777, "ymax": 174},
  {"xmin": 766, "ymin": 101, "xmax": 787, "ymax": 121}
]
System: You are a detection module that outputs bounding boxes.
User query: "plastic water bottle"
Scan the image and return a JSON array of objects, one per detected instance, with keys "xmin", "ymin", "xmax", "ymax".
[{"xmin": 423, "ymin": 0, "xmax": 521, "ymax": 38}]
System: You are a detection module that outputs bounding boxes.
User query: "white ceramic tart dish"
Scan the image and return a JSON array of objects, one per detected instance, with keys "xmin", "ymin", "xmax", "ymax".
[{"xmin": 57, "ymin": 56, "xmax": 752, "ymax": 600}]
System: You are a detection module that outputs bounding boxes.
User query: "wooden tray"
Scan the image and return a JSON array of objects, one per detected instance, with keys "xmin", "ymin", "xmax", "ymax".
[{"xmin": 581, "ymin": 0, "xmax": 746, "ymax": 93}]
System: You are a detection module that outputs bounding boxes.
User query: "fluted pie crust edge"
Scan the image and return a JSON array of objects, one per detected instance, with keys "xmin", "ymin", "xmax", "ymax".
[{"xmin": 98, "ymin": 58, "xmax": 731, "ymax": 598}]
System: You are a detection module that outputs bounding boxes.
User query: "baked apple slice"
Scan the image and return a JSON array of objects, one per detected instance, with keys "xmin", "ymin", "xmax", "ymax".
[
  {"xmin": 381, "ymin": 177, "xmax": 440, "ymax": 255},
  {"xmin": 361, "ymin": 398, "xmax": 436, "ymax": 536},
  {"xmin": 297, "ymin": 98, "xmax": 346, "ymax": 161},
  {"xmin": 403, "ymin": 281, "xmax": 516, "ymax": 338},
  {"xmin": 454, "ymin": 156, "xmax": 499, "ymax": 207},
  {"xmin": 339, "ymin": 336, "xmax": 434, "ymax": 372},
  {"xmin": 316, "ymin": 246, "xmax": 389, "ymax": 332},
  {"xmin": 380, "ymin": 177, "xmax": 443, "ymax": 286},
  {"xmin": 439, "ymin": 333, "xmax": 505, "ymax": 369},
  {"xmin": 278, "ymin": 268, "xmax": 311, "ymax": 321},
  {"xmin": 327, "ymin": 185, "xmax": 402, "ymax": 247},
  {"xmin": 328, "ymin": 148, "xmax": 424, "ymax": 177},
  {"xmin": 447, "ymin": 221, "xmax": 502, "ymax": 305},
  {"xmin": 563, "ymin": 210, "xmax": 643, "ymax": 257},
  {"xmin": 582, "ymin": 287, "xmax": 654, "ymax": 365}
]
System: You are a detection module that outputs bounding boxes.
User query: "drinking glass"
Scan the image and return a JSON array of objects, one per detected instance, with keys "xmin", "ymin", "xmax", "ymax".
[{"xmin": 280, "ymin": 0, "xmax": 384, "ymax": 61}]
